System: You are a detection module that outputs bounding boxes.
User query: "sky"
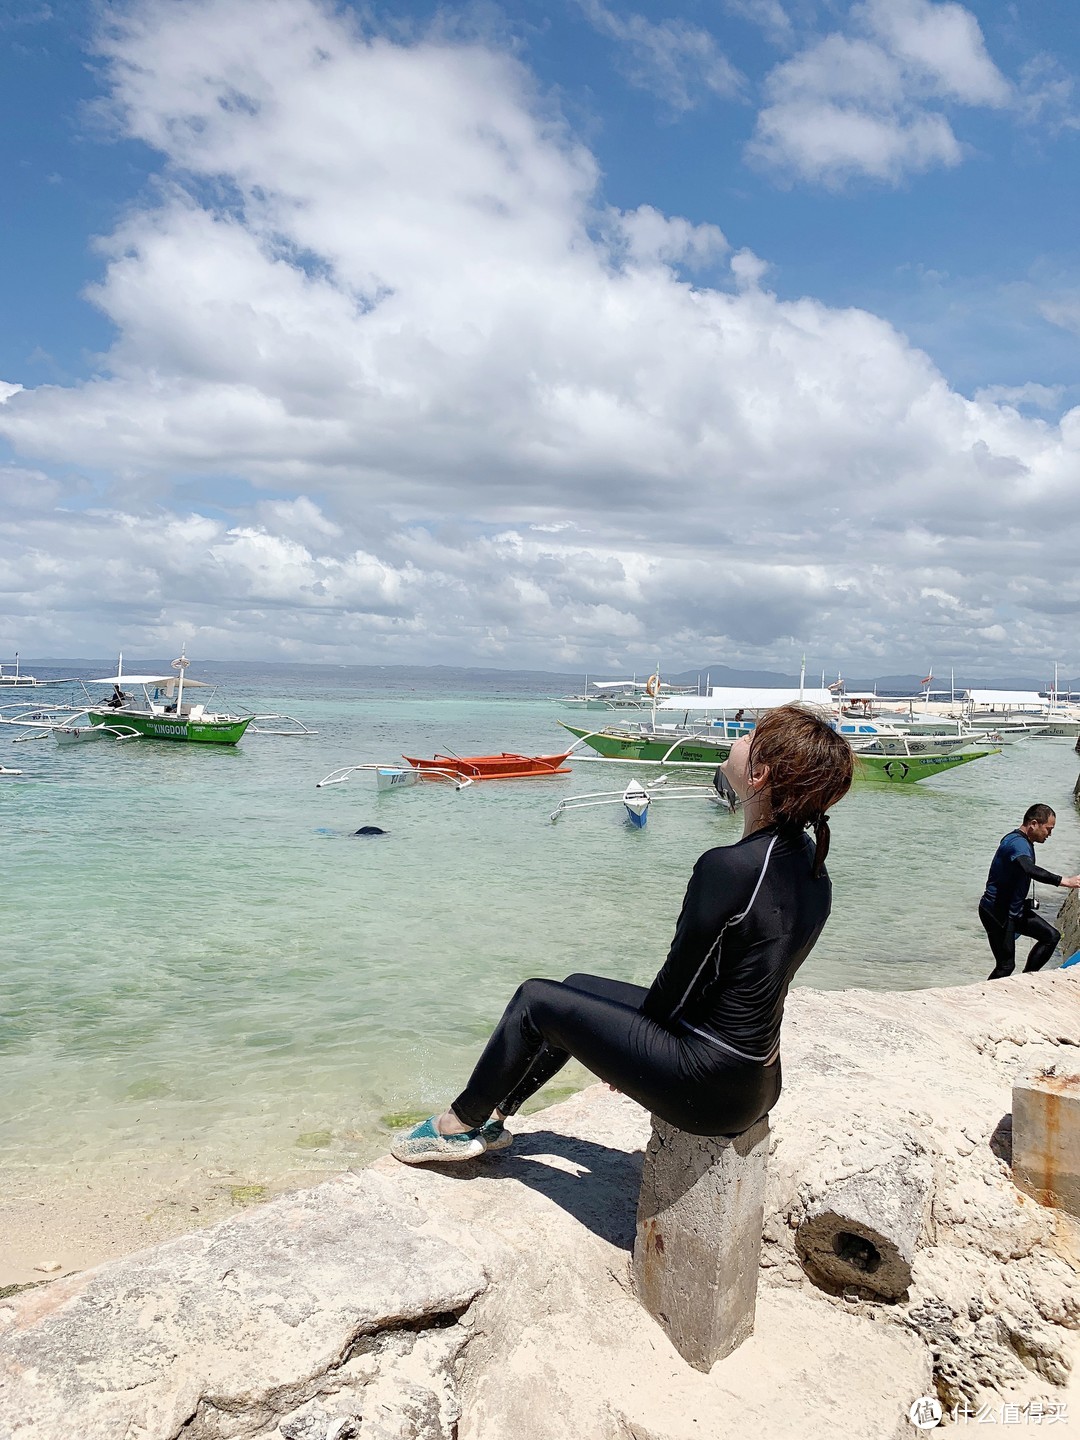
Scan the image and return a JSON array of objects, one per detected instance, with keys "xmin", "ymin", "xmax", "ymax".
[{"xmin": 1, "ymin": 0, "xmax": 1079, "ymax": 677}]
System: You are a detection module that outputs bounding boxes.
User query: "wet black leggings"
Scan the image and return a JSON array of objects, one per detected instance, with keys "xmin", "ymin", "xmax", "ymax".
[
  {"xmin": 979, "ymin": 904, "xmax": 1060, "ymax": 979},
  {"xmin": 450, "ymin": 972, "xmax": 780, "ymax": 1137}
]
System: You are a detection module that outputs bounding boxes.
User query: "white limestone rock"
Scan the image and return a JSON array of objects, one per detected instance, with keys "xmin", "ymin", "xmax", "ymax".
[{"xmin": 0, "ymin": 1172, "xmax": 484, "ymax": 1440}]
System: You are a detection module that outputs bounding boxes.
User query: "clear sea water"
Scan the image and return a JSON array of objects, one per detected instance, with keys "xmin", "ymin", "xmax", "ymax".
[{"xmin": 3, "ymin": 662, "xmax": 1079, "ymax": 1185}]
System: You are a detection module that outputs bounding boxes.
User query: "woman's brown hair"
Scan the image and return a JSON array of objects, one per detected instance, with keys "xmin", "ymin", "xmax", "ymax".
[{"xmin": 747, "ymin": 704, "xmax": 853, "ymax": 877}]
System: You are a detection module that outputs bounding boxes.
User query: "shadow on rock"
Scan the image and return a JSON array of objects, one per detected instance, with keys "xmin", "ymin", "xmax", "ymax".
[
  {"xmin": 433, "ymin": 1129, "xmax": 645, "ymax": 1250},
  {"xmin": 989, "ymin": 1112, "xmax": 1012, "ymax": 1164}
]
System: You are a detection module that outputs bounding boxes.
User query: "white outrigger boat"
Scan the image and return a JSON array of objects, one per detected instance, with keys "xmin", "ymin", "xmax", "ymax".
[
  {"xmin": 0, "ymin": 655, "xmax": 77, "ymax": 688},
  {"xmin": 316, "ymin": 763, "xmax": 473, "ymax": 791},
  {"xmin": 0, "ymin": 655, "xmax": 38, "ymax": 687},
  {"xmin": 550, "ymin": 773, "xmax": 730, "ymax": 827}
]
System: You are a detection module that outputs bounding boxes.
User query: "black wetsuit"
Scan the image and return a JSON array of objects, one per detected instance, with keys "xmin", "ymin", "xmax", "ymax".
[
  {"xmin": 451, "ymin": 822, "xmax": 832, "ymax": 1136},
  {"xmin": 979, "ymin": 830, "xmax": 1062, "ymax": 979}
]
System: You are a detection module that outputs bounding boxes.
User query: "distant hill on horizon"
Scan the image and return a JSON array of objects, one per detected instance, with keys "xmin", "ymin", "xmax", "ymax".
[{"xmin": 17, "ymin": 655, "xmax": 1058, "ymax": 693}]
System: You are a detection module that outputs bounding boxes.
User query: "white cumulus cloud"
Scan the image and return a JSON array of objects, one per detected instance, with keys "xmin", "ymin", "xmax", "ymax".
[
  {"xmin": 0, "ymin": 0, "xmax": 1078, "ymax": 675},
  {"xmin": 749, "ymin": 0, "xmax": 1009, "ymax": 187}
]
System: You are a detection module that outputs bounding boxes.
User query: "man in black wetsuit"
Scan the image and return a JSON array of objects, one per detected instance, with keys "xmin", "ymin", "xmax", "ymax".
[{"xmin": 979, "ymin": 804, "xmax": 1080, "ymax": 979}]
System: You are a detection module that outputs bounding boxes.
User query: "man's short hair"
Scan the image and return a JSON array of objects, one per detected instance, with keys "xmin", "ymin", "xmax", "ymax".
[{"xmin": 1023, "ymin": 803, "xmax": 1056, "ymax": 825}]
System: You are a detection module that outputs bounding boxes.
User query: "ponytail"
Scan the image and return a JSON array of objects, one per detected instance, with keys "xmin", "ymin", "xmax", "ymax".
[{"xmin": 812, "ymin": 812, "xmax": 831, "ymax": 878}]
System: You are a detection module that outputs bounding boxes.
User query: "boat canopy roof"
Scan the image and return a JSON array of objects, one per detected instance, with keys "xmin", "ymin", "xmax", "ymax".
[
  {"xmin": 90, "ymin": 673, "xmax": 212, "ymax": 688},
  {"xmin": 964, "ymin": 689, "xmax": 1046, "ymax": 707},
  {"xmin": 658, "ymin": 686, "xmax": 834, "ymax": 712},
  {"xmin": 590, "ymin": 678, "xmax": 695, "ymax": 692}
]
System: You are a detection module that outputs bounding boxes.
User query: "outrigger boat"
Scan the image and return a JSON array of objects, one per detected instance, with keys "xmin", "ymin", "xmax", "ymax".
[
  {"xmin": 317, "ymin": 763, "xmax": 472, "ymax": 790},
  {"xmin": 557, "ymin": 674, "xmax": 698, "ymax": 711},
  {"xmin": 0, "ymin": 650, "xmax": 315, "ymax": 747},
  {"xmin": 0, "ymin": 654, "xmax": 77, "ymax": 688},
  {"xmin": 561, "ymin": 676, "xmax": 840, "ymax": 769},
  {"xmin": 853, "ymin": 748, "xmax": 999, "ymax": 784},
  {"xmin": 402, "ymin": 750, "xmax": 573, "ymax": 780},
  {"xmin": 75, "ymin": 654, "xmax": 251, "ymax": 745},
  {"xmin": 0, "ymin": 655, "xmax": 38, "ymax": 687},
  {"xmin": 560, "ymin": 721, "xmax": 731, "ymax": 768},
  {"xmin": 550, "ymin": 773, "xmax": 726, "ymax": 827}
]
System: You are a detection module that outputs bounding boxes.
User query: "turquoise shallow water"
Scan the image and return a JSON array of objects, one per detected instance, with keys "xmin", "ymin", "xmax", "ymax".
[{"xmin": 3, "ymin": 663, "xmax": 1080, "ymax": 1182}]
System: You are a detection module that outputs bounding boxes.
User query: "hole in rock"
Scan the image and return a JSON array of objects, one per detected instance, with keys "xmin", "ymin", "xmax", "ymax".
[{"xmin": 833, "ymin": 1231, "xmax": 882, "ymax": 1274}]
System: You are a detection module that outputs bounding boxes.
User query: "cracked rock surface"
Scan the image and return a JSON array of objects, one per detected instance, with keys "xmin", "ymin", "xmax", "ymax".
[{"xmin": 0, "ymin": 1172, "xmax": 483, "ymax": 1440}]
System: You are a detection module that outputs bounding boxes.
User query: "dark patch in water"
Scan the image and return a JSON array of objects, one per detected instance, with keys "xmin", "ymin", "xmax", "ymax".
[{"xmin": 352, "ymin": 825, "xmax": 388, "ymax": 837}]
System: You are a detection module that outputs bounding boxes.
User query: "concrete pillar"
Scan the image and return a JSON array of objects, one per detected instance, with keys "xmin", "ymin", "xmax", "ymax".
[
  {"xmin": 1056, "ymin": 888, "xmax": 1080, "ymax": 964},
  {"xmin": 632, "ymin": 1116, "xmax": 769, "ymax": 1371},
  {"xmin": 1012, "ymin": 1065, "xmax": 1080, "ymax": 1218}
]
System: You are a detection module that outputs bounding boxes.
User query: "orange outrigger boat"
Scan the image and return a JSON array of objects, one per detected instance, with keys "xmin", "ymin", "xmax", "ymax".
[{"xmin": 401, "ymin": 750, "xmax": 573, "ymax": 780}]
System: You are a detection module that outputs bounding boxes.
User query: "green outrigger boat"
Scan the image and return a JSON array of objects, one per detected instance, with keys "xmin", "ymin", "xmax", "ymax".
[
  {"xmin": 83, "ymin": 708, "xmax": 250, "ymax": 745},
  {"xmin": 560, "ymin": 721, "xmax": 732, "ymax": 768},
  {"xmin": 66, "ymin": 651, "xmax": 252, "ymax": 746},
  {"xmin": 562, "ymin": 721, "xmax": 1000, "ymax": 784},
  {"xmin": 853, "ymin": 747, "xmax": 999, "ymax": 783},
  {"xmin": 0, "ymin": 650, "xmax": 321, "ymax": 749}
]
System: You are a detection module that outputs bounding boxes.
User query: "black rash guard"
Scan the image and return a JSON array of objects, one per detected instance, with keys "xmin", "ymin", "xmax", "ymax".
[
  {"xmin": 641, "ymin": 823, "xmax": 831, "ymax": 1064},
  {"xmin": 451, "ymin": 821, "xmax": 833, "ymax": 1136},
  {"xmin": 980, "ymin": 830, "xmax": 1061, "ymax": 921}
]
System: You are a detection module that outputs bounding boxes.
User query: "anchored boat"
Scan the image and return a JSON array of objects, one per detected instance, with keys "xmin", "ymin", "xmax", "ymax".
[
  {"xmin": 316, "ymin": 763, "xmax": 472, "ymax": 790},
  {"xmin": 559, "ymin": 722, "xmax": 731, "ymax": 768},
  {"xmin": 402, "ymin": 750, "xmax": 573, "ymax": 780},
  {"xmin": 0, "ymin": 650, "xmax": 315, "ymax": 747},
  {"xmin": 73, "ymin": 651, "xmax": 250, "ymax": 745},
  {"xmin": 550, "ymin": 773, "xmax": 724, "ymax": 826},
  {"xmin": 853, "ymin": 748, "xmax": 999, "ymax": 783}
]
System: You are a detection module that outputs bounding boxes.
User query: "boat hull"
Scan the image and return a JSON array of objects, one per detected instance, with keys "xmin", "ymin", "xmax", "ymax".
[
  {"xmin": 375, "ymin": 767, "xmax": 422, "ymax": 791},
  {"xmin": 854, "ymin": 749, "xmax": 998, "ymax": 784},
  {"xmin": 561, "ymin": 723, "xmax": 731, "ymax": 767},
  {"xmin": 86, "ymin": 711, "xmax": 252, "ymax": 745},
  {"xmin": 403, "ymin": 751, "xmax": 573, "ymax": 779}
]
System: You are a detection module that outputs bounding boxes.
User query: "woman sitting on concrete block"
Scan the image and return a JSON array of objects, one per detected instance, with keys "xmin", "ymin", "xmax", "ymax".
[{"xmin": 391, "ymin": 704, "xmax": 854, "ymax": 1165}]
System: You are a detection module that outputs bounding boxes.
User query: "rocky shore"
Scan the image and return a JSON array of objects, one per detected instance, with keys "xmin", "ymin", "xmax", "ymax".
[{"xmin": 2, "ymin": 970, "xmax": 1079, "ymax": 1439}]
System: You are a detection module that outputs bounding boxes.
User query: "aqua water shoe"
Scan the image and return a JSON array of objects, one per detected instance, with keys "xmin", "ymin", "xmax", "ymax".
[
  {"xmin": 389, "ymin": 1116, "xmax": 486, "ymax": 1165},
  {"xmin": 482, "ymin": 1118, "xmax": 513, "ymax": 1153}
]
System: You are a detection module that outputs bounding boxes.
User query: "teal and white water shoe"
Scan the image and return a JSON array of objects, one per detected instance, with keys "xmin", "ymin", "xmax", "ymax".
[
  {"xmin": 481, "ymin": 1118, "xmax": 513, "ymax": 1153},
  {"xmin": 390, "ymin": 1116, "xmax": 487, "ymax": 1165}
]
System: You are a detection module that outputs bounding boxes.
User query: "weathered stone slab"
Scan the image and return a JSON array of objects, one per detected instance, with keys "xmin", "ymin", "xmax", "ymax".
[
  {"xmin": 633, "ymin": 1116, "xmax": 769, "ymax": 1371},
  {"xmin": 0, "ymin": 1171, "xmax": 485, "ymax": 1440},
  {"xmin": 1012, "ymin": 1064, "xmax": 1080, "ymax": 1217}
]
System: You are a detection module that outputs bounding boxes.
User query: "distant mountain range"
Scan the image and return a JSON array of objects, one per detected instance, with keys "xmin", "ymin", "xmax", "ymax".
[
  {"xmin": 18, "ymin": 657, "xmax": 1060, "ymax": 693},
  {"xmin": 655, "ymin": 664, "xmax": 1057, "ymax": 694}
]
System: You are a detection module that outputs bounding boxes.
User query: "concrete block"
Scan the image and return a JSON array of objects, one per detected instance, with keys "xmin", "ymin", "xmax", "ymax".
[
  {"xmin": 1012, "ymin": 1065, "xmax": 1080, "ymax": 1217},
  {"xmin": 633, "ymin": 1116, "xmax": 769, "ymax": 1371},
  {"xmin": 1056, "ymin": 887, "xmax": 1080, "ymax": 963},
  {"xmin": 795, "ymin": 1150, "xmax": 932, "ymax": 1299}
]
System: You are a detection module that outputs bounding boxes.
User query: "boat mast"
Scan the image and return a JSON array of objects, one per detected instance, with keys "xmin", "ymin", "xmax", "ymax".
[{"xmin": 174, "ymin": 644, "xmax": 187, "ymax": 713}]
